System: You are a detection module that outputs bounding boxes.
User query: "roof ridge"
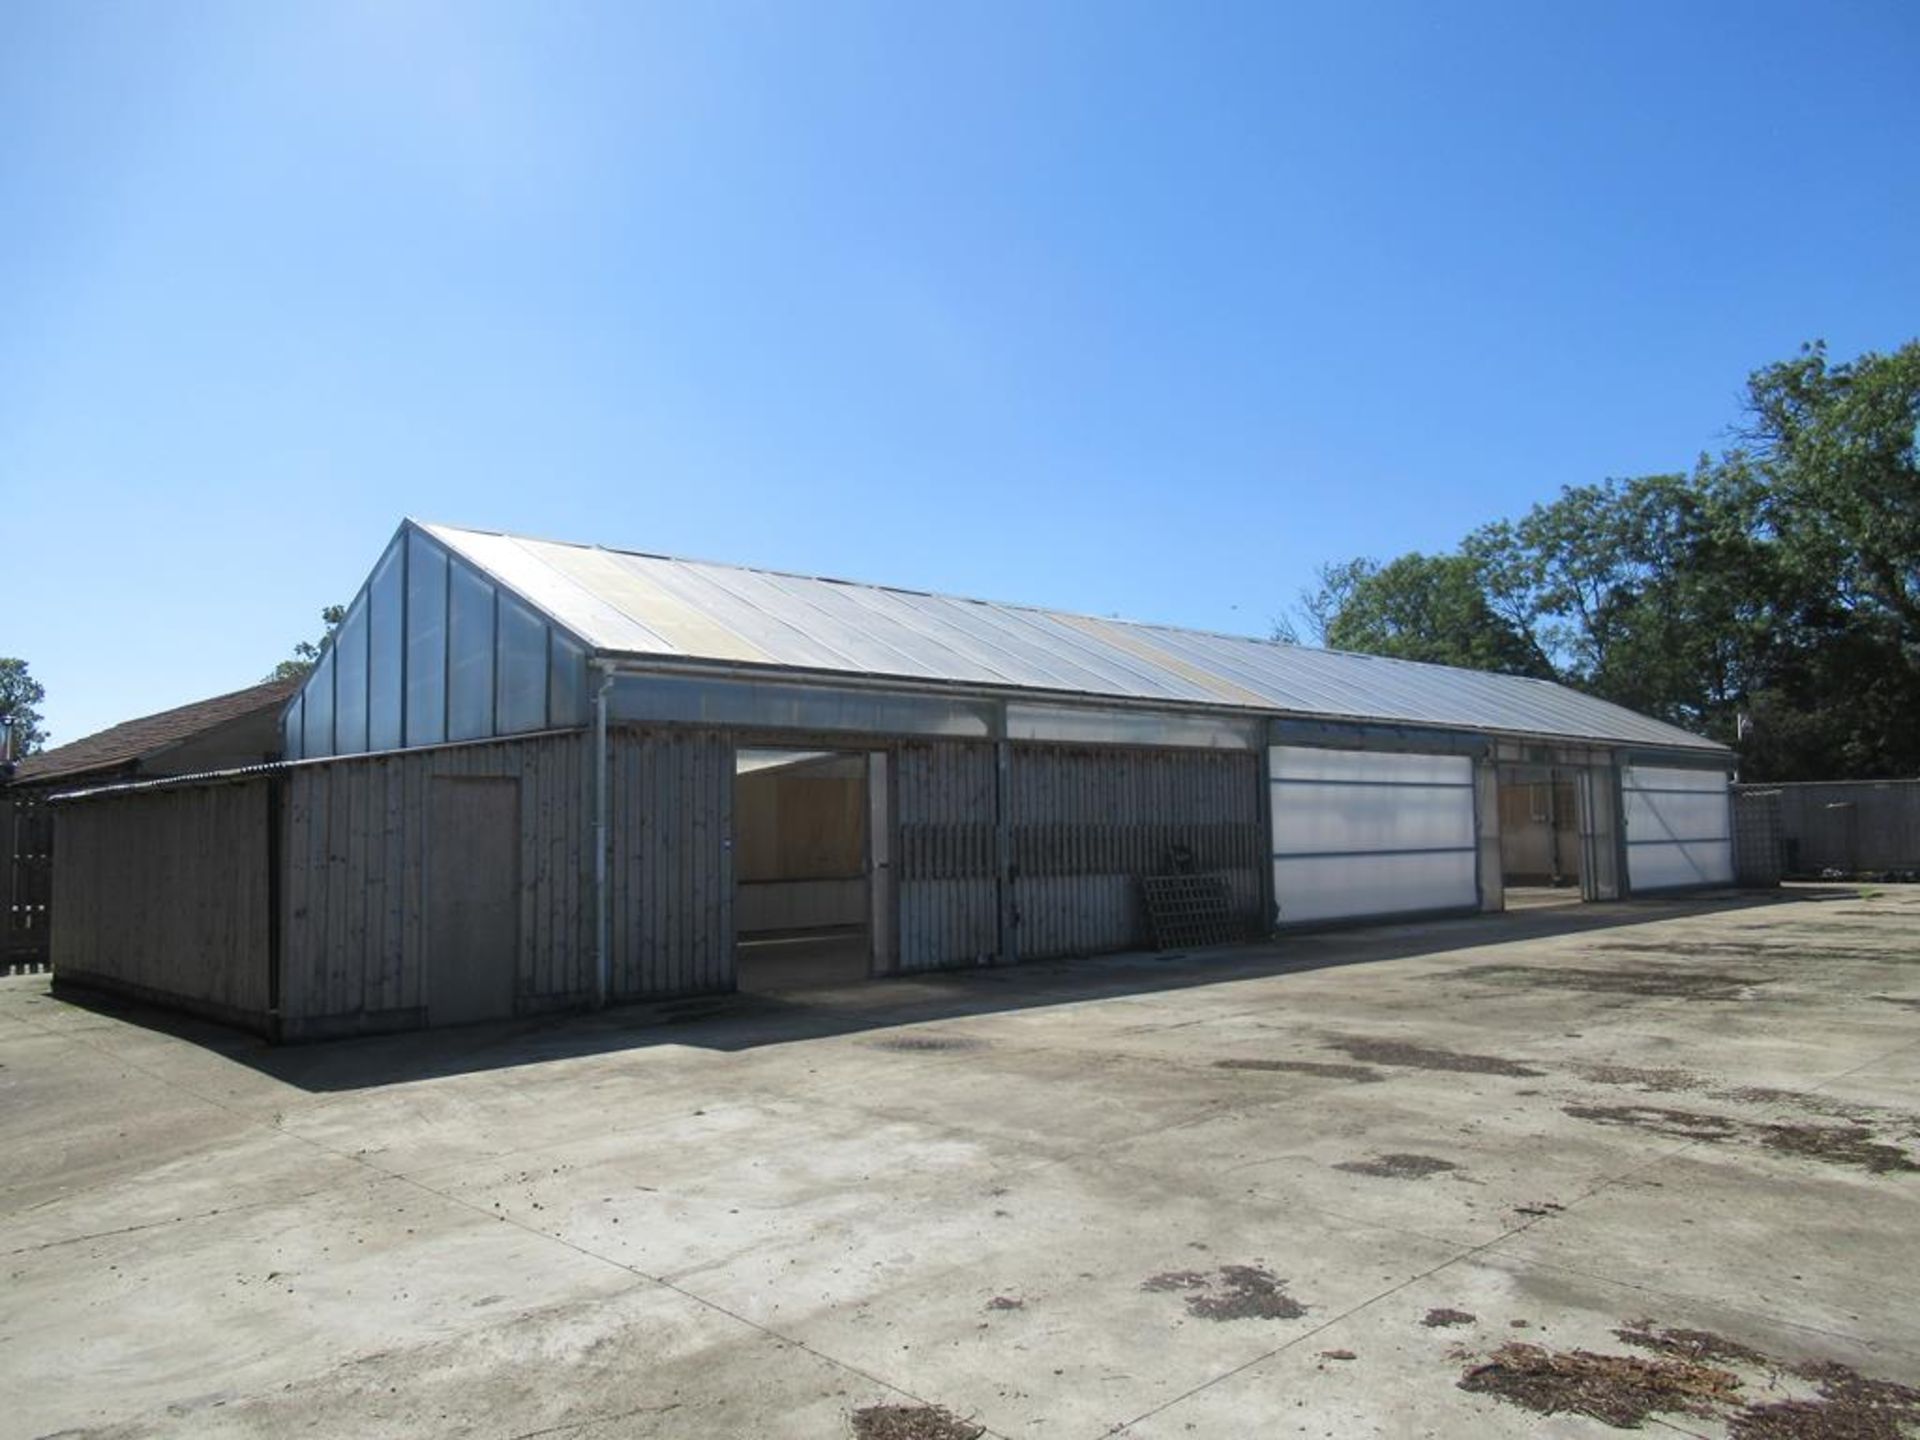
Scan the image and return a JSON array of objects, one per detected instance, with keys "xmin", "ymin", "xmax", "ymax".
[
  {"xmin": 416, "ymin": 520, "xmax": 1725, "ymax": 753},
  {"xmin": 421, "ymin": 520, "xmax": 1619, "ymax": 698}
]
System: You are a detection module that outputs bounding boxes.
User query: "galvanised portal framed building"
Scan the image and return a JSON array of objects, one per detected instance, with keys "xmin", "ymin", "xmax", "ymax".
[{"xmin": 54, "ymin": 520, "xmax": 1735, "ymax": 1038}]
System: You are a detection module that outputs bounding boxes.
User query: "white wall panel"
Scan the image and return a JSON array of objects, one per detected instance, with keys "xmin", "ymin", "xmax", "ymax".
[
  {"xmin": 1272, "ymin": 781, "xmax": 1475, "ymax": 856},
  {"xmin": 1623, "ymin": 764, "xmax": 1732, "ymax": 890},
  {"xmin": 1627, "ymin": 838, "xmax": 1734, "ymax": 891},
  {"xmin": 1271, "ymin": 747, "xmax": 1472, "ymax": 786},
  {"xmin": 1270, "ymin": 745, "xmax": 1478, "ymax": 925},
  {"xmin": 1272, "ymin": 851, "xmax": 1479, "ymax": 925}
]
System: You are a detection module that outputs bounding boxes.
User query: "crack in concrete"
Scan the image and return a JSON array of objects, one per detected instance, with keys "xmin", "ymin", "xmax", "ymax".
[
  {"xmin": 502, "ymin": 1399, "xmax": 692, "ymax": 1440},
  {"xmin": 3, "ymin": 1004, "xmax": 1014, "ymax": 1440},
  {"xmin": 7, "ymin": 900, "xmax": 1915, "ymax": 1440},
  {"xmin": 1, "ymin": 1176, "xmax": 371, "ymax": 1258}
]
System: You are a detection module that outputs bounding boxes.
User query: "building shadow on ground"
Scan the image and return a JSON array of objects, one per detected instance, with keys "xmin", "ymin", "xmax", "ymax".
[{"xmin": 44, "ymin": 886, "xmax": 1864, "ymax": 1094}]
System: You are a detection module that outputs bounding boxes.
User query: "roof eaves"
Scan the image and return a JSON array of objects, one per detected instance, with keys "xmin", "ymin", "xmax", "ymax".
[{"xmin": 590, "ymin": 648, "xmax": 1730, "ymax": 754}]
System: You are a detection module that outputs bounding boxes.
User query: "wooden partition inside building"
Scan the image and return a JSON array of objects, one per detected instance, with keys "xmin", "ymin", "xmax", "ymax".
[{"xmin": 733, "ymin": 752, "xmax": 867, "ymax": 937}]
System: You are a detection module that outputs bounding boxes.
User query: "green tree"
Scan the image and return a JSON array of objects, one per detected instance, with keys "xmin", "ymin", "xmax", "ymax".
[
  {"xmin": 266, "ymin": 605, "xmax": 347, "ymax": 683},
  {"xmin": 1732, "ymin": 341, "xmax": 1920, "ymax": 778},
  {"xmin": 1314, "ymin": 551, "xmax": 1555, "ymax": 678},
  {"xmin": 1743, "ymin": 340, "xmax": 1920, "ymax": 650},
  {"xmin": 1488, "ymin": 466, "xmax": 1780, "ymax": 736},
  {"xmin": 1277, "ymin": 557, "xmax": 1378, "ymax": 646},
  {"xmin": 0, "ymin": 657, "xmax": 49, "ymax": 758},
  {"xmin": 1283, "ymin": 339, "xmax": 1920, "ymax": 779}
]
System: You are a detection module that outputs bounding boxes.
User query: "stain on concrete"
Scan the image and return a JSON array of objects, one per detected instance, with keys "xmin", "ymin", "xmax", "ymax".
[
  {"xmin": 1460, "ymin": 963, "xmax": 1766, "ymax": 1000},
  {"xmin": 1580, "ymin": 1065, "xmax": 1707, "ymax": 1093},
  {"xmin": 12, "ymin": 889, "xmax": 1920, "ymax": 1440},
  {"xmin": 1334, "ymin": 1153, "xmax": 1460, "ymax": 1180},
  {"xmin": 1327, "ymin": 1036, "xmax": 1543, "ymax": 1078},
  {"xmin": 1422, "ymin": 1308, "xmax": 1477, "ymax": 1328},
  {"xmin": 851, "ymin": 1403, "xmax": 984, "ymax": 1440},
  {"xmin": 1562, "ymin": 1103, "xmax": 1743, "ymax": 1143},
  {"xmin": 984, "ymin": 1295, "xmax": 1025, "ymax": 1312},
  {"xmin": 1757, "ymin": 1123, "xmax": 1920, "ymax": 1175},
  {"xmin": 1712, "ymin": 1086, "xmax": 1920, "ymax": 1131},
  {"xmin": 870, "ymin": 1035, "xmax": 987, "ymax": 1053},
  {"xmin": 1613, "ymin": 1320, "xmax": 1773, "ymax": 1370},
  {"xmin": 1142, "ymin": 1264, "xmax": 1307, "ymax": 1321},
  {"xmin": 1140, "ymin": 1272, "xmax": 1202, "ymax": 1301},
  {"xmin": 1213, "ymin": 1058, "xmax": 1383, "ymax": 1082},
  {"xmin": 1564, "ymin": 1102, "xmax": 1919, "ymax": 1174}
]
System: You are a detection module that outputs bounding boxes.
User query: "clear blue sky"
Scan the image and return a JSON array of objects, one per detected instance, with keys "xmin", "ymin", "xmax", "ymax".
[{"xmin": 4, "ymin": 1, "xmax": 1916, "ymax": 745}]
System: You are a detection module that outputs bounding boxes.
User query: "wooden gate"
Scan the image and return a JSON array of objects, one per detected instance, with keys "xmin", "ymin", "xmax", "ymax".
[{"xmin": 3, "ymin": 790, "xmax": 53, "ymax": 973}]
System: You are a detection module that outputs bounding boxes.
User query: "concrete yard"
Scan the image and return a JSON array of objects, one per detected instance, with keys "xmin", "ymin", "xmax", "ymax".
[{"xmin": 4, "ymin": 887, "xmax": 1918, "ymax": 1439}]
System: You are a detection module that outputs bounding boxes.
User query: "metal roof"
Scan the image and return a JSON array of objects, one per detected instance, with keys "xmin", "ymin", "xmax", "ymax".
[{"xmin": 422, "ymin": 522, "xmax": 1726, "ymax": 754}]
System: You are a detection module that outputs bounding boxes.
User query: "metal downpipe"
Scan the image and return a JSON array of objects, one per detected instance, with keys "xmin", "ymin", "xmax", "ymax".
[{"xmin": 593, "ymin": 663, "xmax": 614, "ymax": 1009}]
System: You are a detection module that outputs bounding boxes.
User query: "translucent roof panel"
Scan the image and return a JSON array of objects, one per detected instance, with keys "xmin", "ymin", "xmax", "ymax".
[{"xmin": 420, "ymin": 521, "xmax": 1726, "ymax": 753}]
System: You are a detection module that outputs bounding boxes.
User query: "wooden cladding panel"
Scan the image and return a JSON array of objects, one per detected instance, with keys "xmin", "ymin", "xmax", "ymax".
[
  {"xmin": 52, "ymin": 780, "xmax": 272, "ymax": 1027},
  {"xmin": 894, "ymin": 741, "xmax": 998, "ymax": 972},
  {"xmin": 281, "ymin": 732, "xmax": 589, "ymax": 1031},
  {"xmin": 607, "ymin": 727, "xmax": 734, "ymax": 999},
  {"xmin": 1011, "ymin": 744, "xmax": 1263, "ymax": 959}
]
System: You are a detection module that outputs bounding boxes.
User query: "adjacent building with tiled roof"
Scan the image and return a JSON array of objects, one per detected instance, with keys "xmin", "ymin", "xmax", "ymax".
[
  {"xmin": 4, "ymin": 677, "xmax": 301, "ymax": 969},
  {"xmin": 9, "ymin": 676, "xmax": 301, "ymax": 790}
]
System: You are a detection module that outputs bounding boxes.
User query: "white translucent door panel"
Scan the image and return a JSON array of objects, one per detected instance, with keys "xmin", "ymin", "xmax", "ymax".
[
  {"xmin": 1270, "ymin": 745, "xmax": 1478, "ymax": 925},
  {"xmin": 1623, "ymin": 765, "xmax": 1732, "ymax": 891}
]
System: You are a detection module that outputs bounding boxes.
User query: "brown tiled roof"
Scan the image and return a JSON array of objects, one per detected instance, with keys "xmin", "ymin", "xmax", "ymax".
[{"xmin": 10, "ymin": 676, "xmax": 302, "ymax": 787}]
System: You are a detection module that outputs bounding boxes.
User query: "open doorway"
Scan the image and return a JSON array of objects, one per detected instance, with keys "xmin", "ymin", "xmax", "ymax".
[
  {"xmin": 1497, "ymin": 765, "xmax": 1585, "ymax": 909},
  {"xmin": 733, "ymin": 748, "xmax": 886, "ymax": 991}
]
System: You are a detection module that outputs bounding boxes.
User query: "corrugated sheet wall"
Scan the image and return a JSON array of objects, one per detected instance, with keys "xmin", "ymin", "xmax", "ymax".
[
  {"xmin": 894, "ymin": 741, "xmax": 999, "ymax": 972},
  {"xmin": 607, "ymin": 726, "xmax": 734, "ymax": 998},
  {"xmin": 1732, "ymin": 789, "xmax": 1785, "ymax": 886},
  {"xmin": 1763, "ymin": 780, "xmax": 1920, "ymax": 872},
  {"xmin": 281, "ymin": 732, "xmax": 589, "ymax": 1034},
  {"xmin": 53, "ymin": 780, "xmax": 273, "ymax": 1028},
  {"xmin": 1011, "ymin": 744, "xmax": 1264, "ymax": 959}
]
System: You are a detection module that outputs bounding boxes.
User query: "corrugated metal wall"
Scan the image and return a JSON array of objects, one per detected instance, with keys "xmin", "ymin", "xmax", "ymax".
[
  {"xmin": 281, "ymin": 732, "xmax": 589, "ymax": 1035},
  {"xmin": 53, "ymin": 779, "xmax": 273, "ymax": 1029},
  {"xmin": 607, "ymin": 726, "xmax": 734, "ymax": 998},
  {"xmin": 1011, "ymin": 744, "xmax": 1264, "ymax": 959},
  {"xmin": 1757, "ymin": 779, "xmax": 1920, "ymax": 873},
  {"xmin": 894, "ymin": 740, "xmax": 999, "ymax": 971},
  {"xmin": 1732, "ymin": 789, "xmax": 1784, "ymax": 885}
]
